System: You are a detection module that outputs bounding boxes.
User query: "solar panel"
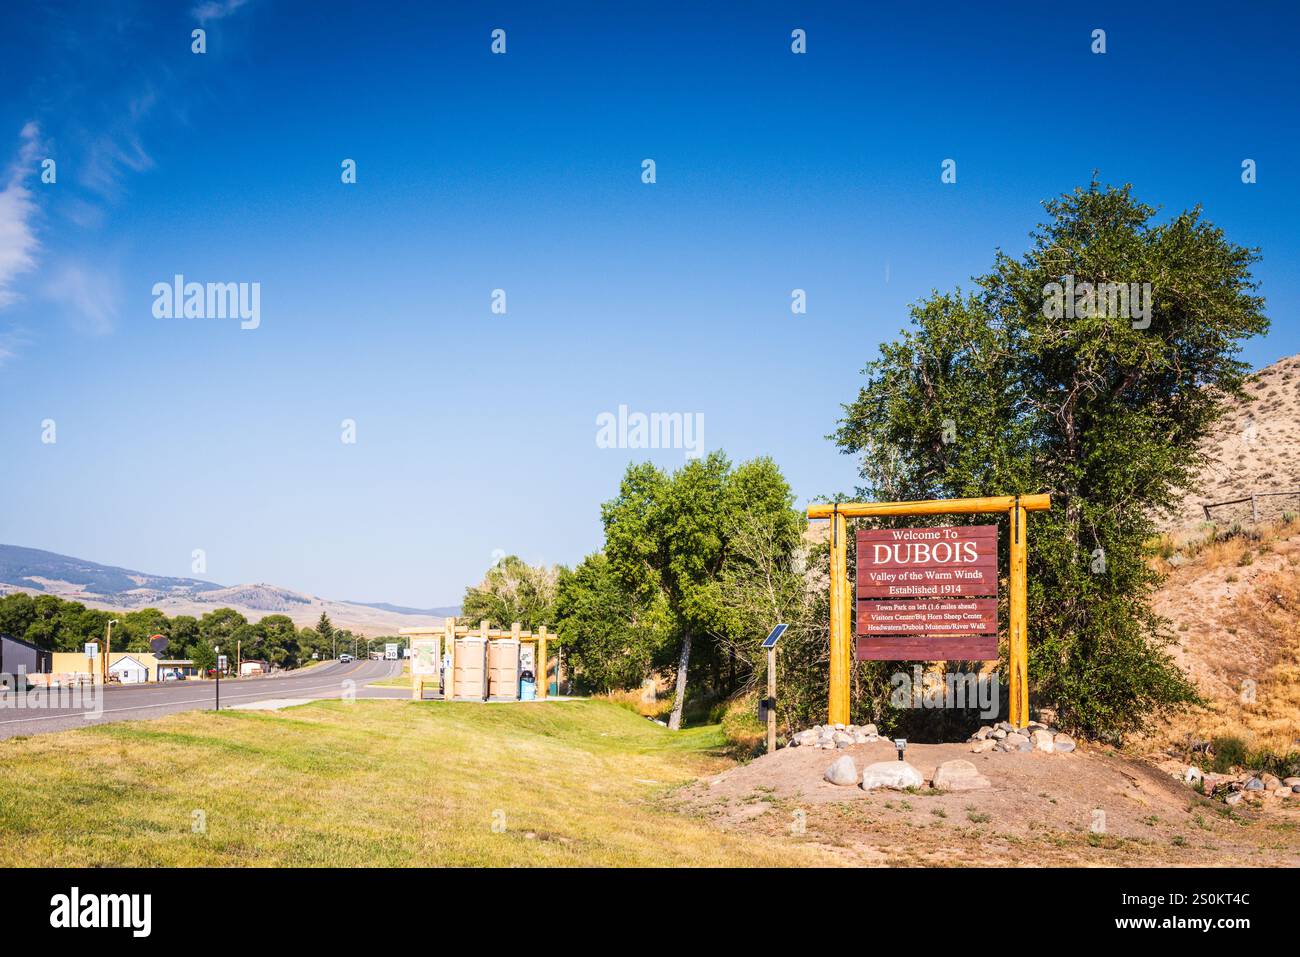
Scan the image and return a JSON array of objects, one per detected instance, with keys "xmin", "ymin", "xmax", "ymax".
[{"xmin": 761, "ymin": 623, "xmax": 788, "ymax": 648}]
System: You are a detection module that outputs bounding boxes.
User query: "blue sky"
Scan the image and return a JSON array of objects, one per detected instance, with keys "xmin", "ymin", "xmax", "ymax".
[{"xmin": 1, "ymin": 1, "xmax": 1297, "ymax": 607}]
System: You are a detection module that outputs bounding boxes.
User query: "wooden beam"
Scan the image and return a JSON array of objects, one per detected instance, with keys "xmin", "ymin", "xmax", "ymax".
[
  {"xmin": 537, "ymin": 626, "xmax": 548, "ymax": 700},
  {"xmin": 828, "ymin": 510, "xmax": 850, "ymax": 725},
  {"xmin": 1008, "ymin": 503, "xmax": 1029, "ymax": 727},
  {"xmin": 808, "ymin": 494, "xmax": 1050, "ymax": 519}
]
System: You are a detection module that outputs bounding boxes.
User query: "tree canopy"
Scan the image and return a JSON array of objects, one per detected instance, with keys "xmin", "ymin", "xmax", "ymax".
[{"xmin": 833, "ymin": 182, "xmax": 1267, "ymax": 741}]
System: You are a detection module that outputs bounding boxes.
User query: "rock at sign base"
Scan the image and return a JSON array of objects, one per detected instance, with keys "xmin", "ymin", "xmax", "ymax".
[
  {"xmin": 792, "ymin": 730, "xmax": 818, "ymax": 747},
  {"xmin": 932, "ymin": 759, "xmax": 991, "ymax": 791},
  {"xmin": 1244, "ymin": 777, "xmax": 1265, "ymax": 792},
  {"xmin": 861, "ymin": 760, "xmax": 924, "ymax": 791},
  {"xmin": 861, "ymin": 723, "xmax": 879, "ymax": 737},
  {"xmin": 1274, "ymin": 787, "xmax": 1292, "ymax": 798},
  {"xmin": 1282, "ymin": 777, "xmax": 1300, "ymax": 788},
  {"xmin": 1003, "ymin": 732, "xmax": 1030, "ymax": 749},
  {"xmin": 970, "ymin": 738, "xmax": 997, "ymax": 754},
  {"xmin": 1053, "ymin": 734, "xmax": 1076, "ymax": 753},
  {"xmin": 832, "ymin": 731, "xmax": 854, "ymax": 749},
  {"xmin": 1225, "ymin": 792, "xmax": 1245, "ymax": 807},
  {"xmin": 824, "ymin": 755, "xmax": 859, "ymax": 786},
  {"xmin": 1031, "ymin": 729, "xmax": 1055, "ymax": 753}
]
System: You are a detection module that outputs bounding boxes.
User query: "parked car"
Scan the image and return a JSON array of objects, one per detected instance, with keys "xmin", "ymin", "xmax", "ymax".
[{"xmin": 162, "ymin": 670, "xmax": 187, "ymax": 681}]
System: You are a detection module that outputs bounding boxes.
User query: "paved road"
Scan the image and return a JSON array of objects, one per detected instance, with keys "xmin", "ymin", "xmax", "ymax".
[{"xmin": 0, "ymin": 658, "xmax": 405, "ymax": 740}]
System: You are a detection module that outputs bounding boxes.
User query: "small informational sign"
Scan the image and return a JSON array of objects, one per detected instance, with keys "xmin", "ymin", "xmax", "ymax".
[
  {"xmin": 217, "ymin": 655, "xmax": 228, "ymax": 671},
  {"xmin": 410, "ymin": 637, "xmax": 440, "ymax": 677},
  {"xmin": 856, "ymin": 525, "xmax": 998, "ymax": 660},
  {"xmin": 384, "ymin": 643, "xmax": 399, "ymax": 661},
  {"xmin": 84, "ymin": 642, "xmax": 98, "ymax": 658}
]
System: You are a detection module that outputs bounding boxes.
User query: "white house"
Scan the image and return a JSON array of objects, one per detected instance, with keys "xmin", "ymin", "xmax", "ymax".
[{"xmin": 108, "ymin": 655, "xmax": 150, "ymax": 684}]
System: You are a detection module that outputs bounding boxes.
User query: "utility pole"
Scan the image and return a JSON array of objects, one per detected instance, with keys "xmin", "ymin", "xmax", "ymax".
[
  {"xmin": 105, "ymin": 619, "xmax": 118, "ymax": 683},
  {"xmin": 214, "ymin": 645, "xmax": 220, "ymax": 711}
]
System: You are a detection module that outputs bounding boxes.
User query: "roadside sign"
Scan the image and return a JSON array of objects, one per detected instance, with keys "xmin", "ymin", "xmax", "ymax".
[
  {"xmin": 217, "ymin": 655, "xmax": 228, "ymax": 671},
  {"xmin": 84, "ymin": 642, "xmax": 98, "ymax": 657},
  {"xmin": 384, "ymin": 643, "xmax": 399, "ymax": 660},
  {"xmin": 856, "ymin": 524, "xmax": 998, "ymax": 660},
  {"xmin": 761, "ymin": 623, "xmax": 787, "ymax": 649},
  {"xmin": 410, "ymin": 638, "xmax": 439, "ymax": 676}
]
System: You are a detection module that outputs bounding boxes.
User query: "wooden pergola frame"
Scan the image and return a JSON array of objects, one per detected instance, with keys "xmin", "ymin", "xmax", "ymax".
[
  {"xmin": 807, "ymin": 494, "xmax": 1050, "ymax": 728},
  {"xmin": 402, "ymin": 617, "xmax": 551, "ymax": 701}
]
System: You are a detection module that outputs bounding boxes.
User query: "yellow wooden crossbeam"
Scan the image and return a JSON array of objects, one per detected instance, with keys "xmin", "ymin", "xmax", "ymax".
[{"xmin": 807, "ymin": 494, "xmax": 1050, "ymax": 519}]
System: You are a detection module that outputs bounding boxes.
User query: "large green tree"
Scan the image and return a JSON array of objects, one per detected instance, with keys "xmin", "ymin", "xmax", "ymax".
[
  {"xmin": 601, "ymin": 452, "xmax": 800, "ymax": 729},
  {"xmin": 554, "ymin": 552, "xmax": 674, "ymax": 692},
  {"xmin": 834, "ymin": 182, "xmax": 1267, "ymax": 741},
  {"xmin": 460, "ymin": 555, "xmax": 559, "ymax": 630}
]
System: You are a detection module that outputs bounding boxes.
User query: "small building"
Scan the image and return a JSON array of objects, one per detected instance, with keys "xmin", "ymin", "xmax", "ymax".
[
  {"xmin": 0, "ymin": 633, "xmax": 51, "ymax": 679},
  {"xmin": 107, "ymin": 655, "xmax": 150, "ymax": 684},
  {"xmin": 157, "ymin": 659, "xmax": 198, "ymax": 679},
  {"xmin": 50, "ymin": 650, "xmax": 166, "ymax": 683},
  {"xmin": 239, "ymin": 659, "xmax": 269, "ymax": 677}
]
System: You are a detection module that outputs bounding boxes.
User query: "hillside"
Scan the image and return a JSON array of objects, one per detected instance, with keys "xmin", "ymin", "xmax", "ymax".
[
  {"xmin": 1149, "ymin": 353, "xmax": 1300, "ymax": 758},
  {"xmin": 0, "ymin": 544, "xmax": 455, "ymax": 637},
  {"xmin": 1165, "ymin": 353, "xmax": 1300, "ymax": 531}
]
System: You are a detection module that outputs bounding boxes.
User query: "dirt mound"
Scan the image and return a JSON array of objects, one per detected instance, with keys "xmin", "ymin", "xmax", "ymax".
[{"xmin": 673, "ymin": 738, "xmax": 1299, "ymax": 866}]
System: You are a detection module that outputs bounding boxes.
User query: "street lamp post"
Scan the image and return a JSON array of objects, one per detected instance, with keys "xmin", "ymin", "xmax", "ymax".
[
  {"xmin": 105, "ymin": 619, "xmax": 118, "ymax": 683},
  {"xmin": 214, "ymin": 645, "xmax": 220, "ymax": 711}
]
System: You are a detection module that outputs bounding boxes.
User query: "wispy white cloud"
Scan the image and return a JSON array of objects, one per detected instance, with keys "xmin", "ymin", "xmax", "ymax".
[
  {"xmin": 192, "ymin": 0, "xmax": 250, "ymax": 24},
  {"xmin": 0, "ymin": 122, "xmax": 43, "ymax": 311},
  {"xmin": 42, "ymin": 261, "xmax": 120, "ymax": 336},
  {"xmin": 78, "ymin": 89, "xmax": 157, "ymax": 202}
]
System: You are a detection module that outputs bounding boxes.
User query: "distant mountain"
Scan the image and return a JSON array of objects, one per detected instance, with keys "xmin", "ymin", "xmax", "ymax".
[
  {"xmin": 0, "ymin": 544, "xmax": 449, "ymax": 637},
  {"xmin": 350, "ymin": 600, "xmax": 462, "ymax": 618}
]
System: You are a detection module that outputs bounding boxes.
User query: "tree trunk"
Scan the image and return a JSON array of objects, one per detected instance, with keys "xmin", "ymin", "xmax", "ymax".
[{"xmin": 668, "ymin": 628, "xmax": 692, "ymax": 731}]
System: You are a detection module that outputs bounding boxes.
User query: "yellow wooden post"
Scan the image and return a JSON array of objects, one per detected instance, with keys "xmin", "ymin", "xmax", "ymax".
[
  {"xmin": 1008, "ymin": 501, "xmax": 1029, "ymax": 727},
  {"xmin": 828, "ymin": 509, "xmax": 850, "ymax": 725},
  {"xmin": 536, "ymin": 626, "xmax": 548, "ymax": 699}
]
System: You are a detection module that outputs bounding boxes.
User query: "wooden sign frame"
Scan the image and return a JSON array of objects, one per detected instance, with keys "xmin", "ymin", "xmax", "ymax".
[{"xmin": 808, "ymin": 494, "xmax": 1050, "ymax": 728}]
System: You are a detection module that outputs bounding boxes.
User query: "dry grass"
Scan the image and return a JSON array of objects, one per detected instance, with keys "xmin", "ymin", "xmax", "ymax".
[
  {"xmin": 1148, "ymin": 516, "xmax": 1300, "ymax": 763},
  {"xmin": 0, "ymin": 699, "xmax": 829, "ymax": 867}
]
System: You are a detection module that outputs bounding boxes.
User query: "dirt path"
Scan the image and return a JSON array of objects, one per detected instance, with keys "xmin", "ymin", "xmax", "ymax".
[{"xmin": 671, "ymin": 739, "xmax": 1300, "ymax": 866}]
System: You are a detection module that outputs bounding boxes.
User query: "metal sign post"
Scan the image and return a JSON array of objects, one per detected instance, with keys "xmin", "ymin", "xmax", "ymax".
[
  {"xmin": 761, "ymin": 624, "xmax": 787, "ymax": 753},
  {"xmin": 214, "ymin": 647, "xmax": 222, "ymax": 711}
]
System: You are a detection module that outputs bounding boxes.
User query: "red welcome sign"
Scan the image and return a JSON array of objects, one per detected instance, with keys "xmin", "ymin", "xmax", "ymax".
[{"xmin": 856, "ymin": 525, "xmax": 998, "ymax": 660}]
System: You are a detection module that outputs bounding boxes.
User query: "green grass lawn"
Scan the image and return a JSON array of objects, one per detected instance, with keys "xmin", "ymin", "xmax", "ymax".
[{"xmin": 0, "ymin": 699, "xmax": 823, "ymax": 866}]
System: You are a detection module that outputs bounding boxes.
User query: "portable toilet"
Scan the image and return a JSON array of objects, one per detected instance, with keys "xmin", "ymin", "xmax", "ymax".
[
  {"xmin": 453, "ymin": 638, "xmax": 488, "ymax": 700},
  {"xmin": 488, "ymin": 640, "xmax": 520, "ymax": 700}
]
